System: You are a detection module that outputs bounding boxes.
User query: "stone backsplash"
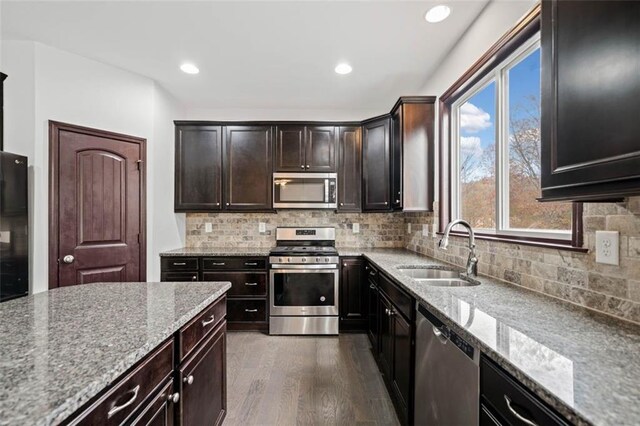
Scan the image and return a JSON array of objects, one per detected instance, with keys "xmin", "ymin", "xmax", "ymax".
[
  {"xmin": 186, "ymin": 211, "xmax": 405, "ymax": 249},
  {"xmin": 405, "ymin": 197, "xmax": 640, "ymax": 324}
]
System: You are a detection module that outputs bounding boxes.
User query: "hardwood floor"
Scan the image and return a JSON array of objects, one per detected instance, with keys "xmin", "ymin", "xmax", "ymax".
[{"xmin": 225, "ymin": 332, "xmax": 400, "ymax": 426}]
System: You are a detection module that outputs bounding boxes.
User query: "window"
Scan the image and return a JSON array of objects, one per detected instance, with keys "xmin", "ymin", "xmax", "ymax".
[{"xmin": 440, "ymin": 7, "xmax": 582, "ymax": 248}]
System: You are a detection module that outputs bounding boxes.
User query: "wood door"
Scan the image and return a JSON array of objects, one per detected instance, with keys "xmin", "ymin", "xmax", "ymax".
[
  {"xmin": 179, "ymin": 323, "xmax": 226, "ymax": 426},
  {"xmin": 305, "ymin": 126, "xmax": 336, "ymax": 172},
  {"xmin": 541, "ymin": 0, "xmax": 640, "ymax": 201},
  {"xmin": 340, "ymin": 257, "xmax": 367, "ymax": 331},
  {"xmin": 337, "ymin": 126, "xmax": 362, "ymax": 211},
  {"xmin": 392, "ymin": 311, "xmax": 411, "ymax": 424},
  {"xmin": 378, "ymin": 293, "xmax": 394, "ymax": 380},
  {"xmin": 174, "ymin": 125, "xmax": 222, "ymax": 211},
  {"xmin": 390, "ymin": 108, "xmax": 403, "ymax": 210},
  {"xmin": 223, "ymin": 126, "xmax": 273, "ymax": 211},
  {"xmin": 362, "ymin": 117, "xmax": 391, "ymax": 211},
  {"xmin": 275, "ymin": 125, "xmax": 305, "ymax": 171},
  {"xmin": 49, "ymin": 121, "xmax": 146, "ymax": 288}
]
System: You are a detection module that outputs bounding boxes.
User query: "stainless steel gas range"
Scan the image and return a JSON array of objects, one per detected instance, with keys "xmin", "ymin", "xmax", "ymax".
[{"xmin": 269, "ymin": 227, "xmax": 339, "ymax": 335}]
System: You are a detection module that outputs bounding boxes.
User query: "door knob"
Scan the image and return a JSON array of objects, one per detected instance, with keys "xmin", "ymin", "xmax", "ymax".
[{"xmin": 62, "ymin": 255, "xmax": 74, "ymax": 264}]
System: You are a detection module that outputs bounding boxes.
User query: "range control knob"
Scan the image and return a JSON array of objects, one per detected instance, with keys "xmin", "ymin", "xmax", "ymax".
[
  {"xmin": 302, "ymin": 258, "xmax": 307, "ymax": 263},
  {"xmin": 325, "ymin": 258, "xmax": 330, "ymax": 263},
  {"xmin": 279, "ymin": 257, "xmax": 284, "ymax": 263},
  {"xmin": 287, "ymin": 257, "xmax": 292, "ymax": 262},
  {"xmin": 316, "ymin": 257, "xmax": 321, "ymax": 263}
]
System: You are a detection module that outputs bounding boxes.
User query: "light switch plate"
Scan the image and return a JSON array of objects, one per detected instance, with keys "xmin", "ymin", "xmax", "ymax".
[
  {"xmin": 205, "ymin": 223, "xmax": 213, "ymax": 233},
  {"xmin": 422, "ymin": 224, "xmax": 429, "ymax": 237},
  {"xmin": 596, "ymin": 230, "xmax": 619, "ymax": 265},
  {"xmin": 259, "ymin": 222, "xmax": 266, "ymax": 233},
  {"xmin": 353, "ymin": 223, "xmax": 360, "ymax": 234}
]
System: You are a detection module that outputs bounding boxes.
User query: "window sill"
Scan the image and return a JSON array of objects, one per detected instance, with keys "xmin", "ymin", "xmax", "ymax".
[{"xmin": 440, "ymin": 231, "xmax": 589, "ymax": 253}]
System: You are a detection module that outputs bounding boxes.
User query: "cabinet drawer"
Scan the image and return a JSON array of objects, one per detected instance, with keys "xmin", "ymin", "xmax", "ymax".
[
  {"xmin": 202, "ymin": 257, "xmax": 266, "ymax": 270},
  {"xmin": 70, "ymin": 339, "xmax": 173, "ymax": 425},
  {"xmin": 180, "ymin": 296, "xmax": 227, "ymax": 361},
  {"xmin": 129, "ymin": 379, "xmax": 175, "ymax": 426},
  {"xmin": 161, "ymin": 271, "xmax": 199, "ymax": 282},
  {"xmin": 378, "ymin": 273, "xmax": 412, "ymax": 320},
  {"xmin": 227, "ymin": 299, "xmax": 267, "ymax": 323},
  {"xmin": 365, "ymin": 263, "xmax": 379, "ymax": 285},
  {"xmin": 202, "ymin": 272, "xmax": 267, "ymax": 297},
  {"xmin": 481, "ymin": 357, "xmax": 569, "ymax": 426},
  {"xmin": 161, "ymin": 257, "xmax": 199, "ymax": 271}
]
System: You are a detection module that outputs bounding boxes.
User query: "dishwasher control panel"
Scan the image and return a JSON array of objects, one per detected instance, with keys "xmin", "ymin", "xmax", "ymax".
[{"xmin": 449, "ymin": 329, "xmax": 475, "ymax": 360}]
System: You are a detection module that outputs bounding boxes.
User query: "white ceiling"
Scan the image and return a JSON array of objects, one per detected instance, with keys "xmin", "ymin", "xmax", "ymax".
[{"xmin": 1, "ymin": 1, "xmax": 490, "ymax": 112}]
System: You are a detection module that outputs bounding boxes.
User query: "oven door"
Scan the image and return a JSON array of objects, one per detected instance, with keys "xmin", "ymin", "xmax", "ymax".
[
  {"xmin": 273, "ymin": 173, "xmax": 337, "ymax": 209},
  {"xmin": 270, "ymin": 265, "xmax": 339, "ymax": 316}
]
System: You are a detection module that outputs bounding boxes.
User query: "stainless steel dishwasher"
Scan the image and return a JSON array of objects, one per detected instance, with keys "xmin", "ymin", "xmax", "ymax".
[{"xmin": 414, "ymin": 302, "xmax": 479, "ymax": 425}]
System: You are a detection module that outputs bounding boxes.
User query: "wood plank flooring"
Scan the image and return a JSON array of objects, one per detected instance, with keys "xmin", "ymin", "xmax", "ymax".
[{"xmin": 225, "ymin": 332, "xmax": 400, "ymax": 426}]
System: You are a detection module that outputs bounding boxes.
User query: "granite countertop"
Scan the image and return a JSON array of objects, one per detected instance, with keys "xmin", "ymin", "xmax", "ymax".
[
  {"xmin": 160, "ymin": 247, "xmax": 272, "ymax": 257},
  {"xmin": 0, "ymin": 281, "xmax": 231, "ymax": 426},
  {"xmin": 352, "ymin": 248, "xmax": 640, "ymax": 426}
]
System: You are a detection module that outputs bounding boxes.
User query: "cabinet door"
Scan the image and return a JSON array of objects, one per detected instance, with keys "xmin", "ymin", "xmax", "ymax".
[
  {"xmin": 392, "ymin": 312, "xmax": 412, "ymax": 424},
  {"xmin": 337, "ymin": 126, "xmax": 362, "ymax": 211},
  {"xmin": 362, "ymin": 117, "xmax": 391, "ymax": 211},
  {"xmin": 179, "ymin": 323, "xmax": 226, "ymax": 426},
  {"xmin": 378, "ymin": 293, "xmax": 394, "ymax": 380},
  {"xmin": 175, "ymin": 125, "xmax": 222, "ymax": 211},
  {"xmin": 223, "ymin": 126, "xmax": 273, "ymax": 211},
  {"xmin": 390, "ymin": 108, "xmax": 403, "ymax": 210},
  {"xmin": 367, "ymin": 276, "xmax": 379, "ymax": 351},
  {"xmin": 339, "ymin": 258, "xmax": 367, "ymax": 331},
  {"xmin": 541, "ymin": 0, "xmax": 640, "ymax": 201},
  {"xmin": 130, "ymin": 380, "xmax": 176, "ymax": 426},
  {"xmin": 305, "ymin": 126, "xmax": 336, "ymax": 172},
  {"xmin": 275, "ymin": 126, "xmax": 305, "ymax": 171}
]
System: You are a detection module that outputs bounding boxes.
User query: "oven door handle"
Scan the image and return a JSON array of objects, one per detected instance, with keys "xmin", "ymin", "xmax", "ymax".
[{"xmin": 270, "ymin": 265, "xmax": 339, "ymax": 271}]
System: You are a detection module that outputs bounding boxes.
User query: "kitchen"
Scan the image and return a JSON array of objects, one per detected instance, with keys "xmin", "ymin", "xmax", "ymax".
[{"xmin": 1, "ymin": 1, "xmax": 639, "ymax": 425}]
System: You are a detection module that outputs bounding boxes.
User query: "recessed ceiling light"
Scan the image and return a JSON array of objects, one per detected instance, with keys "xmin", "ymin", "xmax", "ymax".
[
  {"xmin": 425, "ymin": 5, "xmax": 451, "ymax": 23},
  {"xmin": 180, "ymin": 63, "xmax": 199, "ymax": 74},
  {"xmin": 334, "ymin": 63, "xmax": 353, "ymax": 75}
]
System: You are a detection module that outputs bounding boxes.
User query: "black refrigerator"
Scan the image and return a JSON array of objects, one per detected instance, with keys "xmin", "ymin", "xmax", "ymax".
[{"xmin": 0, "ymin": 151, "xmax": 29, "ymax": 302}]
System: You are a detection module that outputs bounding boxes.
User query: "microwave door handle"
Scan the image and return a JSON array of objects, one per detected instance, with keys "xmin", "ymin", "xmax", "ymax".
[{"xmin": 325, "ymin": 179, "xmax": 329, "ymax": 203}]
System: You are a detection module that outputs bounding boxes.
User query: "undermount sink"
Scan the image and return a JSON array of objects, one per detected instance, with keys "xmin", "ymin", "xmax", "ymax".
[{"xmin": 397, "ymin": 266, "xmax": 480, "ymax": 287}]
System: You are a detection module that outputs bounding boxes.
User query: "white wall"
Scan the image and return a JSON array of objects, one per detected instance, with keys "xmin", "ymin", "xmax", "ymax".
[{"xmin": 2, "ymin": 41, "xmax": 184, "ymax": 293}]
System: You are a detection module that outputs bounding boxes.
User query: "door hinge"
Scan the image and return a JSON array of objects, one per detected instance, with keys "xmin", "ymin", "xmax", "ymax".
[{"xmin": 136, "ymin": 159, "xmax": 143, "ymax": 170}]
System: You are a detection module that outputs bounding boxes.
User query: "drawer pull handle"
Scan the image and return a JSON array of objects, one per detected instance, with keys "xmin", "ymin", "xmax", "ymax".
[
  {"xmin": 245, "ymin": 262, "xmax": 258, "ymax": 266},
  {"xmin": 173, "ymin": 262, "xmax": 186, "ymax": 266},
  {"xmin": 369, "ymin": 271, "xmax": 377, "ymax": 277},
  {"xmin": 211, "ymin": 262, "xmax": 226, "ymax": 266},
  {"xmin": 245, "ymin": 282, "xmax": 258, "ymax": 286},
  {"xmin": 184, "ymin": 375, "xmax": 194, "ymax": 385},
  {"xmin": 168, "ymin": 392, "xmax": 180, "ymax": 404},
  {"xmin": 202, "ymin": 315, "xmax": 216, "ymax": 327},
  {"xmin": 504, "ymin": 395, "xmax": 537, "ymax": 426},
  {"xmin": 245, "ymin": 309, "xmax": 258, "ymax": 313},
  {"xmin": 107, "ymin": 384, "xmax": 140, "ymax": 419}
]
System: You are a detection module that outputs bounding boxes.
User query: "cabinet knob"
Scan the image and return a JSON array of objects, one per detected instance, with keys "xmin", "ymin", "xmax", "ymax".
[
  {"xmin": 168, "ymin": 392, "xmax": 180, "ymax": 404},
  {"xmin": 226, "ymin": 202, "xmax": 230, "ymax": 206},
  {"xmin": 184, "ymin": 375, "xmax": 194, "ymax": 385},
  {"xmin": 306, "ymin": 165, "xmax": 310, "ymax": 169},
  {"xmin": 384, "ymin": 202, "xmax": 388, "ymax": 205},
  {"xmin": 340, "ymin": 203, "xmax": 344, "ymax": 206},
  {"xmin": 192, "ymin": 275, "xmax": 197, "ymax": 281},
  {"xmin": 215, "ymin": 202, "xmax": 220, "ymax": 206},
  {"xmin": 300, "ymin": 165, "xmax": 305, "ymax": 169}
]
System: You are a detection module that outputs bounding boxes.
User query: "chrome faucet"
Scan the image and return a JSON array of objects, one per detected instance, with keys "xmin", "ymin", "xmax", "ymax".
[{"xmin": 438, "ymin": 219, "xmax": 478, "ymax": 278}]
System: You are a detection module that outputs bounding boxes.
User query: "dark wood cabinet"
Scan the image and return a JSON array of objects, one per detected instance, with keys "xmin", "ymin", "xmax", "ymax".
[
  {"xmin": 339, "ymin": 257, "xmax": 367, "ymax": 331},
  {"xmin": 130, "ymin": 380, "xmax": 176, "ymax": 426},
  {"xmin": 174, "ymin": 125, "xmax": 222, "ymax": 212},
  {"xmin": 391, "ymin": 311, "xmax": 411, "ymax": 423},
  {"xmin": 223, "ymin": 126, "xmax": 273, "ymax": 211},
  {"xmin": 337, "ymin": 126, "xmax": 362, "ymax": 212},
  {"xmin": 1, "ymin": 73, "xmax": 6, "ymax": 151},
  {"xmin": 378, "ymin": 293, "xmax": 394, "ymax": 381},
  {"xmin": 540, "ymin": 0, "xmax": 640, "ymax": 201},
  {"xmin": 179, "ymin": 322, "xmax": 226, "ymax": 426},
  {"xmin": 390, "ymin": 108, "xmax": 402, "ymax": 210},
  {"xmin": 362, "ymin": 116, "xmax": 391, "ymax": 211},
  {"xmin": 366, "ymin": 264, "xmax": 380, "ymax": 351},
  {"xmin": 275, "ymin": 125, "xmax": 337, "ymax": 172}
]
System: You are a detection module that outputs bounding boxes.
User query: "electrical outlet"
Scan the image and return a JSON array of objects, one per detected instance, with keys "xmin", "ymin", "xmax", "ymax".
[
  {"xmin": 258, "ymin": 222, "xmax": 266, "ymax": 233},
  {"xmin": 353, "ymin": 223, "xmax": 360, "ymax": 234},
  {"xmin": 596, "ymin": 231, "xmax": 619, "ymax": 265},
  {"xmin": 407, "ymin": 223, "xmax": 411, "ymax": 234},
  {"xmin": 422, "ymin": 224, "xmax": 429, "ymax": 237},
  {"xmin": 205, "ymin": 222, "xmax": 212, "ymax": 233}
]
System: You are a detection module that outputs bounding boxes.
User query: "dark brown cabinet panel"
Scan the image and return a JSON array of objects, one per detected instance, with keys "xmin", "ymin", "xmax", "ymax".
[
  {"xmin": 339, "ymin": 257, "xmax": 367, "ymax": 331},
  {"xmin": 179, "ymin": 322, "xmax": 227, "ymax": 426},
  {"xmin": 366, "ymin": 264, "xmax": 380, "ymax": 350},
  {"xmin": 337, "ymin": 126, "xmax": 362, "ymax": 211},
  {"xmin": 390, "ymin": 108, "xmax": 402, "ymax": 210},
  {"xmin": 202, "ymin": 272, "xmax": 267, "ymax": 297},
  {"xmin": 130, "ymin": 380, "xmax": 175, "ymax": 426},
  {"xmin": 275, "ymin": 126, "xmax": 305, "ymax": 171},
  {"xmin": 161, "ymin": 271, "xmax": 198, "ymax": 282},
  {"xmin": 541, "ymin": 0, "xmax": 640, "ymax": 201},
  {"xmin": 223, "ymin": 126, "xmax": 273, "ymax": 211},
  {"xmin": 362, "ymin": 117, "xmax": 391, "ymax": 211},
  {"xmin": 174, "ymin": 125, "xmax": 222, "ymax": 212},
  {"xmin": 391, "ymin": 312, "xmax": 411, "ymax": 424},
  {"xmin": 305, "ymin": 126, "xmax": 337, "ymax": 172},
  {"xmin": 378, "ymin": 293, "xmax": 394, "ymax": 381}
]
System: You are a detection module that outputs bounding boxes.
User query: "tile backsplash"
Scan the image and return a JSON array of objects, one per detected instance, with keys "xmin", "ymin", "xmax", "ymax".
[
  {"xmin": 186, "ymin": 211, "xmax": 405, "ymax": 249},
  {"xmin": 185, "ymin": 197, "xmax": 640, "ymax": 324}
]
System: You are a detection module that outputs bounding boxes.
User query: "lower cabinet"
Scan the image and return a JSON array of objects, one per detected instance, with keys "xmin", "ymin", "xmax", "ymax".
[
  {"xmin": 130, "ymin": 380, "xmax": 176, "ymax": 426},
  {"xmin": 339, "ymin": 257, "xmax": 368, "ymax": 331},
  {"xmin": 366, "ymin": 264, "xmax": 380, "ymax": 351}
]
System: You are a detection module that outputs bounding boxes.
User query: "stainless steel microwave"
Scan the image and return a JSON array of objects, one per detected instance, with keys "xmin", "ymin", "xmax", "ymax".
[{"xmin": 273, "ymin": 173, "xmax": 337, "ymax": 209}]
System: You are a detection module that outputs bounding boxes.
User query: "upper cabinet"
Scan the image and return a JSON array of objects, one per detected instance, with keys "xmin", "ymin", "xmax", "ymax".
[
  {"xmin": 540, "ymin": 0, "xmax": 640, "ymax": 201},
  {"xmin": 275, "ymin": 125, "xmax": 337, "ymax": 172},
  {"xmin": 1, "ymin": 73, "xmax": 6, "ymax": 151},
  {"xmin": 337, "ymin": 126, "xmax": 362, "ymax": 212},
  {"xmin": 391, "ymin": 97, "xmax": 436, "ymax": 211},
  {"xmin": 223, "ymin": 126, "xmax": 273, "ymax": 211},
  {"xmin": 362, "ymin": 116, "xmax": 391, "ymax": 211},
  {"xmin": 175, "ymin": 124, "xmax": 222, "ymax": 212}
]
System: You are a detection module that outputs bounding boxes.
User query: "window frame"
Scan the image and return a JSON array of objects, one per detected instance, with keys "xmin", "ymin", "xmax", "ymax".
[{"xmin": 438, "ymin": 4, "xmax": 585, "ymax": 251}]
